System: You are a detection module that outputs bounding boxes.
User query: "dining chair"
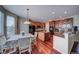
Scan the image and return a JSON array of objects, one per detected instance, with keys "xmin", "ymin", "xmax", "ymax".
[
  {"xmin": 3, "ymin": 40, "xmax": 18, "ymax": 54},
  {"xmin": 0, "ymin": 34, "xmax": 18, "ymax": 54},
  {"xmin": 31, "ymin": 32, "xmax": 37, "ymax": 44},
  {"xmin": 0, "ymin": 34, "xmax": 6, "ymax": 53},
  {"xmin": 18, "ymin": 37, "xmax": 31, "ymax": 54}
]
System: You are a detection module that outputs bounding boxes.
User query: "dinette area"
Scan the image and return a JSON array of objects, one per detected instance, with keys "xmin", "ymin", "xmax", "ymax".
[{"xmin": 0, "ymin": 33, "xmax": 35, "ymax": 54}]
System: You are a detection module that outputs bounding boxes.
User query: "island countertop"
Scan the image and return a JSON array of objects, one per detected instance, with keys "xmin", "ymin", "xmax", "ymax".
[
  {"xmin": 54, "ymin": 32, "xmax": 65, "ymax": 38},
  {"xmin": 36, "ymin": 31, "xmax": 51, "ymax": 41}
]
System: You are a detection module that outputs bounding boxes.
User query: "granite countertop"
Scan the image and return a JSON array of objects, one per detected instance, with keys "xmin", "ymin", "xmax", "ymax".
[{"xmin": 54, "ymin": 32, "xmax": 65, "ymax": 38}]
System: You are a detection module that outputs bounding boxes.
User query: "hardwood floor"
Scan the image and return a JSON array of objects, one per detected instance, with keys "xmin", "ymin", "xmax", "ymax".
[
  {"xmin": 32, "ymin": 36, "xmax": 61, "ymax": 54},
  {"xmin": 15, "ymin": 35, "xmax": 61, "ymax": 54}
]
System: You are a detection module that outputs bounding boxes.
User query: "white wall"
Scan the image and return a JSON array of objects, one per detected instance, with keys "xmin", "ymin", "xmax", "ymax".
[
  {"xmin": 68, "ymin": 34, "xmax": 75, "ymax": 53},
  {"xmin": 19, "ymin": 17, "xmax": 29, "ymax": 34},
  {"xmin": 53, "ymin": 35, "xmax": 68, "ymax": 54}
]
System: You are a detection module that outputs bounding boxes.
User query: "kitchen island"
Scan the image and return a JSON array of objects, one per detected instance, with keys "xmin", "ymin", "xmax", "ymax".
[
  {"xmin": 37, "ymin": 31, "xmax": 51, "ymax": 41},
  {"xmin": 53, "ymin": 32, "xmax": 75, "ymax": 54},
  {"xmin": 35, "ymin": 29, "xmax": 51, "ymax": 41}
]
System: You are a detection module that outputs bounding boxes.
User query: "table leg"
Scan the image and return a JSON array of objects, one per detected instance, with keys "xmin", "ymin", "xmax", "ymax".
[{"xmin": 29, "ymin": 38, "xmax": 31, "ymax": 54}]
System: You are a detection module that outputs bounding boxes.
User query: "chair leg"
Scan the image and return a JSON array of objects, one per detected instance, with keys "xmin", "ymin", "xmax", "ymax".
[
  {"xmin": 19, "ymin": 50, "xmax": 22, "ymax": 54},
  {"xmin": 29, "ymin": 47, "xmax": 31, "ymax": 54},
  {"xmin": 1, "ymin": 46, "xmax": 4, "ymax": 54}
]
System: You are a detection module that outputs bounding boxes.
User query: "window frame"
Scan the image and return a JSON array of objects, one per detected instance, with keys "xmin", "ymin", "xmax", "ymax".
[
  {"xmin": 0, "ymin": 6, "xmax": 19, "ymax": 38},
  {"xmin": 0, "ymin": 10, "xmax": 5, "ymax": 35},
  {"xmin": 6, "ymin": 12, "xmax": 17, "ymax": 38}
]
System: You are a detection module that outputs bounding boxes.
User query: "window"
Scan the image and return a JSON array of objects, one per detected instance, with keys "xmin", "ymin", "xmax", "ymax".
[
  {"xmin": 6, "ymin": 15, "xmax": 15, "ymax": 38},
  {"xmin": 0, "ymin": 11, "xmax": 4, "ymax": 35}
]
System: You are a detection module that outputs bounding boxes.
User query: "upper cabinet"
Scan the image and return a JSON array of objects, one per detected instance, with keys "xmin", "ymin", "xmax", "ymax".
[
  {"xmin": 29, "ymin": 19, "xmax": 45, "ymax": 28},
  {"xmin": 48, "ymin": 18, "xmax": 73, "ymax": 32}
]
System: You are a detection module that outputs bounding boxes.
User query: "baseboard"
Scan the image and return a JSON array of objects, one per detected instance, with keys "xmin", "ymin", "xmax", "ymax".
[{"xmin": 53, "ymin": 48, "xmax": 62, "ymax": 54}]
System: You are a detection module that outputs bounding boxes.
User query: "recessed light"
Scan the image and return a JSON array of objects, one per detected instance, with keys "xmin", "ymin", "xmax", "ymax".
[
  {"xmin": 64, "ymin": 11, "xmax": 67, "ymax": 14},
  {"xmin": 59, "ymin": 16, "xmax": 62, "ymax": 18},
  {"xmin": 48, "ymin": 20, "xmax": 52, "ymax": 21},
  {"xmin": 52, "ymin": 12, "xmax": 55, "ymax": 14}
]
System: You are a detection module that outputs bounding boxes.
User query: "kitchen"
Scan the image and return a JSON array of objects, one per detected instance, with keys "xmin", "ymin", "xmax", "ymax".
[{"xmin": 30, "ymin": 17, "xmax": 79, "ymax": 54}]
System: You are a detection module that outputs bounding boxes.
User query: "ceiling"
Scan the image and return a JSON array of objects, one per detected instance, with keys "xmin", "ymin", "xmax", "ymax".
[{"xmin": 3, "ymin": 5, "xmax": 79, "ymax": 22}]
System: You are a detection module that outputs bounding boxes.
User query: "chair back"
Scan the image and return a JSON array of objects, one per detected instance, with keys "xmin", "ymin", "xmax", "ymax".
[
  {"xmin": 5, "ymin": 40, "xmax": 18, "ymax": 48},
  {"xmin": 18, "ymin": 38, "xmax": 31, "ymax": 50},
  {"xmin": 0, "ymin": 34, "xmax": 6, "ymax": 45},
  {"xmin": 0, "ymin": 34, "xmax": 6, "ymax": 53}
]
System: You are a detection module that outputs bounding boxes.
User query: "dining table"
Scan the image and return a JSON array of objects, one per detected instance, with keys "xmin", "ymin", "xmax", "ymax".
[
  {"xmin": 5, "ymin": 33, "xmax": 34, "ymax": 54},
  {"xmin": 7, "ymin": 33, "xmax": 34, "ymax": 42}
]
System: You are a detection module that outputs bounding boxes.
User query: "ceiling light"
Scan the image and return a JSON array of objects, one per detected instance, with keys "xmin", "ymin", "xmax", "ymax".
[
  {"xmin": 64, "ymin": 11, "xmax": 67, "ymax": 14},
  {"xmin": 48, "ymin": 20, "xmax": 52, "ymax": 21},
  {"xmin": 24, "ymin": 8, "xmax": 31, "ymax": 24},
  {"xmin": 52, "ymin": 12, "xmax": 55, "ymax": 14},
  {"xmin": 59, "ymin": 16, "xmax": 62, "ymax": 18},
  {"xmin": 24, "ymin": 21, "xmax": 31, "ymax": 24}
]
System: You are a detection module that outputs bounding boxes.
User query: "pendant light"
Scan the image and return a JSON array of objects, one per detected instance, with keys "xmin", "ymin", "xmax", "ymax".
[{"xmin": 24, "ymin": 8, "xmax": 31, "ymax": 24}]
